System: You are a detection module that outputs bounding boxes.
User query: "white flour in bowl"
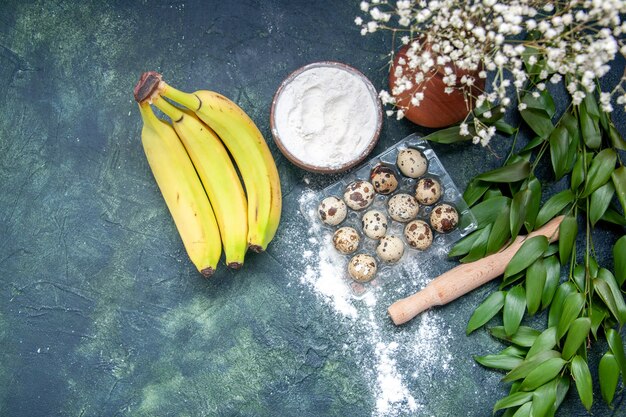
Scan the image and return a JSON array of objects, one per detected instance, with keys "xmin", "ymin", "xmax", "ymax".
[{"xmin": 273, "ymin": 65, "xmax": 379, "ymax": 169}]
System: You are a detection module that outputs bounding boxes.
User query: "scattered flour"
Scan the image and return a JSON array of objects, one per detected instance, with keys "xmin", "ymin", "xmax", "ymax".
[{"xmin": 294, "ymin": 190, "xmax": 455, "ymax": 416}]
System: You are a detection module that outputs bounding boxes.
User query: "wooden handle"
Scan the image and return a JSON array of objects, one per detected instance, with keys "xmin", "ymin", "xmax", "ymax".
[{"xmin": 388, "ymin": 215, "xmax": 565, "ymax": 325}]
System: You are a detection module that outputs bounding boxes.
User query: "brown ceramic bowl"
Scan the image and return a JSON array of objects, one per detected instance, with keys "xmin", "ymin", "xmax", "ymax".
[{"xmin": 270, "ymin": 61, "xmax": 383, "ymax": 174}]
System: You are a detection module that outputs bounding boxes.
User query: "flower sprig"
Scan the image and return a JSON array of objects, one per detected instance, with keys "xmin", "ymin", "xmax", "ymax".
[{"xmin": 357, "ymin": 0, "xmax": 626, "ymax": 147}]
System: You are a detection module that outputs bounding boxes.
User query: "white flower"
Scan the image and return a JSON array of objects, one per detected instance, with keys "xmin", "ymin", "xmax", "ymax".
[
  {"xmin": 360, "ymin": 1, "xmax": 370, "ymax": 12},
  {"xmin": 550, "ymin": 74, "xmax": 562, "ymax": 84},
  {"xmin": 354, "ymin": 16, "xmax": 363, "ymax": 25},
  {"xmin": 460, "ymin": 122, "xmax": 470, "ymax": 136},
  {"xmin": 572, "ymin": 91, "xmax": 586, "ymax": 105},
  {"xmin": 367, "ymin": 21, "xmax": 378, "ymax": 32},
  {"xmin": 518, "ymin": 103, "xmax": 528, "ymax": 111}
]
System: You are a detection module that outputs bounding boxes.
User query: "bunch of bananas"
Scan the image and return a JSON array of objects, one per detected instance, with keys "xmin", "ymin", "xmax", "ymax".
[{"xmin": 133, "ymin": 71, "xmax": 281, "ymax": 276}]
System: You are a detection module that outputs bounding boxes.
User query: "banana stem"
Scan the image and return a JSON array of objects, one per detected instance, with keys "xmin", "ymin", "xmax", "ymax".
[
  {"xmin": 160, "ymin": 82, "xmax": 202, "ymax": 111},
  {"xmin": 152, "ymin": 96, "xmax": 185, "ymax": 123}
]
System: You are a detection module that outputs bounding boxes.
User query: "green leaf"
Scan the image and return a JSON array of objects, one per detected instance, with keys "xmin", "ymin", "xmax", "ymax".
[
  {"xmin": 522, "ymin": 89, "xmax": 556, "ymax": 118},
  {"xmin": 543, "ymin": 243, "xmax": 559, "ymax": 258},
  {"xmin": 424, "ymin": 125, "xmax": 469, "ymax": 143},
  {"xmin": 572, "ymin": 264, "xmax": 586, "ymax": 293},
  {"xmin": 526, "ymin": 326, "xmax": 557, "ymax": 359},
  {"xmin": 570, "ymin": 152, "xmax": 586, "ymax": 191},
  {"xmin": 558, "ymin": 215, "xmax": 577, "ymax": 265},
  {"xmin": 510, "ymin": 188, "xmax": 530, "ymax": 240},
  {"xmin": 561, "ymin": 111, "xmax": 581, "ymax": 143},
  {"xmin": 557, "ymin": 292, "xmax": 585, "ymax": 339},
  {"xmin": 535, "ymin": 189, "xmax": 574, "ymax": 228},
  {"xmin": 580, "ymin": 100, "xmax": 601, "ymax": 149},
  {"xmin": 503, "ymin": 350, "xmax": 562, "ymax": 382},
  {"xmin": 484, "ymin": 187, "xmax": 504, "ymax": 200},
  {"xmin": 589, "ymin": 304, "xmax": 607, "ymax": 339},
  {"xmin": 520, "ymin": 107, "xmax": 554, "ymax": 138},
  {"xmin": 494, "ymin": 119, "xmax": 517, "ymax": 135},
  {"xmin": 541, "ymin": 256, "xmax": 561, "ymax": 310},
  {"xmin": 608, "ymin": 123, "xmax": 626, "ymax": 150},
  {"xmin": 548, "ymin": 282, "xmax": 576, "ymax": 327},
  {"xmin": 596, "ymin": 268, "xmax": 626, "ymax": 325},
  {"xmin": 554, "ymin": 376, "xmax": 571, "ymax": 412},
  {"xmin": 460, "ymin": 225, "xmax": 491, "ymax": 263},
  {"xmin": 474, "ymin": 353, "xmax": 524, "ymax": 371},
  {"xmin": 525, "ymin": 258, "xmax": 546, "ymax": 316},
  {"xmin": 583, "ymin": 93, "xmax": 600, "ymax": 118},
  {"xmin": 463, "ymin": 179, "xmax": 490, "ymax": 207},
  {"xmin": 594, "ymin": 277, "xmax": 626, "ymax": 326},
  {"xmin": 549, "ymin": 126, "xmax": 570, "ymax": 180},
  {"xmin": 570, "ymin": 355, "xmax": 593, "ymax": 411},
  {"xmin": 505, "ymin": 236, "xmax": 549, "ymax": 278},
  {"xmin": 476, "ymin": 161, "xmax": 531, "ymax": 183},
  {"xmin": 467, "ymin": 291, "xmax": 506, "ymax": 334},
  {"xmin": 590, "ymin": 182, "xmax": 615, "ymax": 226},
  {"xmin": 520, "ymin": 136, "xmax": 545, "ymax": 153},
  {"xmin": 491, "ymin": 326, "xmax": 541, "ymax": 348},
  {"xmin": 531, "ymin": 378, "xmax": 557, "ymax": 417},
  {"xmin": 493, "ymin": 391, "xmax": 533, "ymax": 412},
  {"xmin": 501, "ymin": 271, "xmax": 527, "ymax": 288},
  {"xmin": 524, "ymin": 178, "xmax": 542, "ymax": 231},
  {"xmin": 487, "ymin": 206, "xmax": 512, "ymax": 254},
  {"xmin": 520, "ymin": 358, "xmax": 565, "ymax": 391},
  {"xmin": 612, "ymin": 166, "xmax": 626, "ymax": 215},
  {"xmin": 606, "ymin": 328, "xmax": 626, "ymax": 379},
  {"xmin": 561, "ymin": 317, "xmax": 591, "ymax": 360},
  {"xmin": 599, "ymin": 205, "xmax": 626, "ymax": 226},
  {"xmin": 582, "ymin": 148, "xmax": 617, "ymax": 198},
  {"xmin": 614, "ymin": 235, "xmax": 626, "ymax": 286},
  {"xmin": 449, "ymin": 230, "xmax": 483, "ymax": 258},
  {"xmin": 511, "ymin": 402, "xmax": 531, "ymax": 417},
  {"xmin": 599, "ymin": 352, "xmax": 619, "ymax": 405},
  {"xmin": 504, "ymin": 286, "xmax": 527, "ymax": 336},
  {"xmin": 471, "ymin": 196, "xmax": 511, "ymax": 228}
]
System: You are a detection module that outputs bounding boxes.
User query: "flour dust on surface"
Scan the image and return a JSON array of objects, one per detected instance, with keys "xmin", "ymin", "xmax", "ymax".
[{"xmin": 295, "ymin": 190, "xmax": 455, "ymax": 417}]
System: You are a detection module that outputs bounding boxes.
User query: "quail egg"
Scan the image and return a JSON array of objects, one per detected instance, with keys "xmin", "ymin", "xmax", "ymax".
[
  {"xmin": 430, "ymin": 203, "xmax": 459, "ymax": 233},
  {"xmin": 348, "ymin": 254, "xmax": 377, "ymax": 283},
  {"xmin": 370, "ymin": 164, "xmax": 399, "ymax": 195},
  {"xmin": 396, "ymin": 148, "xmax": 428, "ymax": 178},
  {"xmin": 376, "ymin": 235, "xmax": 405, "ymax": 263},
  {"xmin": 361, "ymin": 209, "xmax": 388, "ymax": 239},
  {"xmin": 387, "ymin": 193, "xmax": 420, "ymax": 223},
  {"xmin": 404, "ymin": 220, "xmax": 433, "ymax": 250},
  {"xmin": 415, "ymin": 177, "xmax": 442, "ymax": 205},
  {"xmin": 343, "ymin": 180, "xmax": 375, "ymax": 210},
  {"xmin": 318, "ymin": 196, "xmax": 347, "ymax": 226},
  {"xmin": 332, "ymin": 227, "xmax": 360, "ymax": 254}
]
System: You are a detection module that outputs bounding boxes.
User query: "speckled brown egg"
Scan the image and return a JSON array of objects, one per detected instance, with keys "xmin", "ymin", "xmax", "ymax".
[
  {"xmin": 332, "ymin": 227, "xmax": 360, "ymax": 254},
  {"xmin": 343, "ymin": 180, "xmax": 375, "ymax": 210},
  {"xmin": 361, "ymin": 209, "xmax": 388, "ymax": 239},
  {"xmin": 387, "ymin": 193, "xmax": 420, "ymax": 223},
  {"xmin": 376, "ymin": 235, "xmax": 405, "ymax": 263},
  {"xmin": 415, "ymin": 177, "xmax": 442, "ymax": 205},
  {"xmin": 348, "ymin": 254, "xmax": 377, "ymax": 283},
  {"xmin": 370, "ymin": 165, "xmax": 399, "ymax": 195},
  {"xmin": 404, "ymin": 220, "xmax": 433, "ymax": 250},
  {"xmin": 396, "ymin": 148, "xmax": 428, "ymax": 178},
  {"xmin": 430, "ymin": 203, "xmax": 459, "ymax": 233},
  {"xmin": 318, "ymin": 196, "xmax": 347, "ymax": 226}
]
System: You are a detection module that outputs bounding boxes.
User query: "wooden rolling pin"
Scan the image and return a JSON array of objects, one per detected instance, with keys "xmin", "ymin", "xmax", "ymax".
[{"xmin": 388, "ymin": 215, "xmax": 564, "ymax": 325}]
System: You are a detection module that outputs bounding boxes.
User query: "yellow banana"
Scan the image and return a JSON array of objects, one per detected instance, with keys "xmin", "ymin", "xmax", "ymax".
[
  {"xmin": 151, "ymin": 95, "xmax": 249, "ymax": 268},
  {"xmin": 155, "ymin": 76, "xmax": 282, "ymax": 252},
  {"xmin": 137, "ymin": 101, "xmax": 221, "ymax": 276}
]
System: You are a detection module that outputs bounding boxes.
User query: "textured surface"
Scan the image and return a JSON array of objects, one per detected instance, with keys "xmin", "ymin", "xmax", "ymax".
[{"xmin": 0, "ymin": 1, "xmax": 624, "ymax": 416}]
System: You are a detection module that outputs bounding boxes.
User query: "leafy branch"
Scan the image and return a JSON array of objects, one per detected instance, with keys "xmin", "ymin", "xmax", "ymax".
[{"xmin": 425, "ymin": 74, "xmax": 626, "ymax": 416}]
